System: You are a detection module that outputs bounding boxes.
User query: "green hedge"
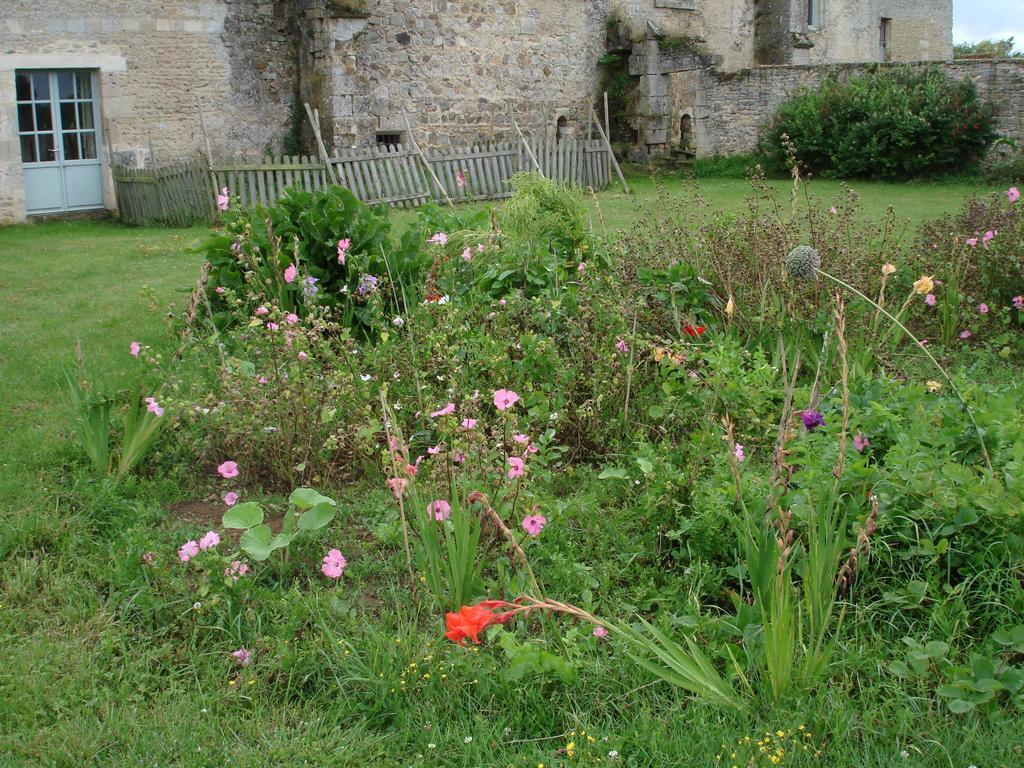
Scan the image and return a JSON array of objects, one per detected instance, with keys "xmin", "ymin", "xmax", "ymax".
[{"xmin": 757, "ymin": 66, "xmax": 997, "ymax": 180}]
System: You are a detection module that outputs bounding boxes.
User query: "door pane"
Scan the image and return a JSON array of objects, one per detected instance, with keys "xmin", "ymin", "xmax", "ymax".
[
  {"xmin": 58, "ymin": 72, "xmax": 75, "ymax": 100},
  {"xmin": 35, "ymin": 103, "xmax": 53, "ymax": 132},
  {"xmin": 75, "ymin": 72, "xmax": 93, "ymax": 100},
  {"xmin": 78, "ymin": 102, "xmax": 95, "ymax": 129},
  {"xmin": 20, "ymin": 135, "xmax": 37, "ymax": 163},
  {"xmin": 80, "ymin": 131, "xmax": 97, "ymax": 159},
  {"xmin": 16, "ymin": 73, "xmax": 31, "ymax": 102},
  {"xmin": 31, "ymin": 72, "xmax": 50, "ymax": 100},
  {"xmin": 60, "ymin": 101, "xmax": 78, "ymax": 130},
  {"xmin": 38, "ymin": 132, "xmax": 55, "ymax": 159},
  {"xmin": 63, "ymin": 132, "xmax": 81, "ymax": 160},
  {"xmin": 17, "ymin": 103, "xmax": 35, "ymax": 132}
]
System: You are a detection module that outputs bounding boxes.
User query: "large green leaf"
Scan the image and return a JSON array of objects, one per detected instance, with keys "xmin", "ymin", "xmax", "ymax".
[
  {"xmin": 288, "ymin": 488, "xmax": 336, "ymax": 510},
  {"xmin": 239, "ymin": 525, "xmax": 275, "ymax": 560},
  {"xmin": 297, "ymin": 502, "xmax": 337, "ymax": 531},
  {"xmin": 223, "ymin": 502, "xmax": 264, "ymax": 529}
]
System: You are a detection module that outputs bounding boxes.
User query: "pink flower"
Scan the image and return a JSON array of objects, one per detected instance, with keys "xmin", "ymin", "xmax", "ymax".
[
  {"xmin": 430, "ymin": 402, "xmax": 456, "ymax": 418},
  {"xmin": 428, "ymin": 232, "xmax": 449, "ymax": 246},
  {"xmin": 960, "ymin": 329, "xmax": 972, "ymax": 339},
  {"xmin": 1009, "ymin": 187, "xmax": 1021, "ymax": 203},
  {"xmin": 284, "ymin": 264, "xmax": 297, "ymax": 283},
  {"xmin": 966, "ymin": 237, "xmax": 978, "ymax": 248},
  {"xmin": 428, "ymin": 444, "xmax": 442, "ymax": 456},
  {"xmin": 129, "ymin": 341, "xmax": 141, "ymax": 357},
  {"xmin": 615, "ymin": 337, "xmax": 629, "ymax": 355},
  {"xmin": 142, "ymin": 551, "xmax": 154, "ymax": 564},
  {"xmin": 258, "ymin": 376, "xmax": 268, "ymax": 385},
  {"xmin": 266, "ymin": 322, "xmax": 280, "ymax": 330},
  {"xmin": 223, "ymin": 491, "xmax": 239, "ymax": 506},
  {"xmin": 285, "ymin": 313, "xmax": 299, "ymax": 325},
  {"xmin": 321, "ymin": 549, "xmax": 347, "ymax": 579},
  {"xmin": 453, "ymin": 452, "xmax": 466, "ymax": 465},
  {"xmin": 982, "ymin": 230, "xmax": 995, "ymax": 249},
  {"xmin": 493, "ymin": 389, "xmax": 520, "ymax": 410},
  {"xmin": 178, "ymin": 540, "xmax": 200, "ymax": 562},
  {"xmin": 460, "ymin": 418, "xmax": 477, "ymax": 430},
  {"xmin": 477, "ymin": 244, "xmax": 486, "ymax": 253},
  {"xmin": 215, "ymin": 286, "xmax": 225, "ymax": 294},
  {"xmin": 428, "ymin": 499, "xmax": 452, "ymax": 521},
  {"xmin": 232, "ymin": 647, "xmax": 252, "ymax": 666},
  {"xmin": 462, "ymin": 247, "xmax": 473, "ymax": 262},
  {"xmin": 255, "ymin": 306, "xmax": 269, "ymax": 316},
  {"xmin": 216, "ymin": 187, "xmax": 229, "ymax": 211},
  {"xmin": 145, "ymin": 397, "xmax": 164, "ymax": 418},
  {"xmin": 386, "ymin": 477, "xmax": 408, "ymax": 499},
  {"xmin": 592, "ymin": 626, "xmax": 609, "ymax": 638},
  {"xmin": 829, "ymin": 206, "xmax": 838, "ymax": 214},
  {"xmin": 507, "ymin": 456, "xmax": 525, "ymax": 479},
  {"xmin": 499, "ymin": 299, "xmax": 506, "ymax": 306},
  {"xmin": 456, "ymin": 170, "xmax": 466, "ymax": 188},
  {"xmin": 733, "ymin": 443, "xmax": 745, "ymax": 463},
  {"xmin": 521, "ymin": 514, "xmax": 546, "ymax": 537},
  {"xmin": 1014, "ymin": 295, "xmax": 1024, "ymax": 311},
  {"xmin": 513, "ymin": 433, "xmax": 530, "ymax": 444},
  {"xmin": 979, "ymin": 303, "xmax": 989, "ymax": 314},
  {"xmin": 924, "ymin": 293, "xmax": 936, "ymax": 306},
  {"xmin": 297, "ymin": 351, "xmax": 309, "ymax": 362},
  {"xmin": 577, "ymin": 262, "xmax": 586, "ymax": 272},
  {"xmin": 337, "ymin": 238, "xmax": 351, "ymax": 265},
  {"xmin": 853, "ymin": 432, "xmax": 869, "ymax": 453},
  {"xmin": 225, "ymin": 561, "xmax": 250, "ymax": 581},
  {"xmin": 199, "ymin": 530, "xmax": 221, "ymax": 550},
  {"xmin": 218, "ymin": 460, "xmax": 239, "ymax": 478}
]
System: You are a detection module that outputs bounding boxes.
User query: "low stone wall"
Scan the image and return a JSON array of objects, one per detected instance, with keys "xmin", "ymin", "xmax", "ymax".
[{"xmin": 696, "ymin": 58, "xmax": 1024, "ymax": 157}]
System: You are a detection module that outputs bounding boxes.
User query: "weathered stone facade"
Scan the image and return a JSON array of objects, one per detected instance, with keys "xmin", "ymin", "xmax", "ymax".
[{"xmin": 1, "ymin": 1, "xmax": 958, "ymax": 223}]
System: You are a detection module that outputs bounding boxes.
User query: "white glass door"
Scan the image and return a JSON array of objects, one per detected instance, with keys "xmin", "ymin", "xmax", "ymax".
[{"xmin": 16, "ymin": 70, "xmax": 104, "ymax": 215}]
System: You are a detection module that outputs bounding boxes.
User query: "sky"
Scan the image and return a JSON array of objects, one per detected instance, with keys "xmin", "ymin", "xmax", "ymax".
[{"xmin": 953, "ymin": 0, "xmax": 1024, "ymax": 51}]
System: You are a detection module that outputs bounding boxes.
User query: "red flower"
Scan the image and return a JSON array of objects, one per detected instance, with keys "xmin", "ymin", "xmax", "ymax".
[
  {"xmin": 444, "ymin": 601, "xmax": 517, "ymax": 646},
  {"xmin": 683, "ymin": 324, "xmax": 706, "ymax": 337}
]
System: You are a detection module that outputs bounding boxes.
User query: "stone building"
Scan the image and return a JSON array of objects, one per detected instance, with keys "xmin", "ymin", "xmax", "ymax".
[{"xmin": 0, "ymin": 1, "xmax": 957, "ymax": 223}]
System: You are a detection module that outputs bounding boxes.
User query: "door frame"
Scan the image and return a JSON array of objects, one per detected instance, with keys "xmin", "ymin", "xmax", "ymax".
[{"xmin": 16, "ymin": 68, "xmax": 105, "ymax": 215}]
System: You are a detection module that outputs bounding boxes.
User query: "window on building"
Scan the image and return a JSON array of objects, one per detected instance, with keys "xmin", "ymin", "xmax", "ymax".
[
  {"xmin": 376, "ymin": 131, "xmax": 403, "ymax": 149},
  {"xmin": 807, "ymin": 0, "xmax": 819, "ymax": 29},
  {"xmin": 556, "ymin": 116, "xmax": 569, "ymax": 142},
  {"xmin": 880, "ymin": 18, "xmax": 892, "ymax": 62},
  {"xmin": 679, "ymin": 114, "xmax": 693, "ymax": 149}
]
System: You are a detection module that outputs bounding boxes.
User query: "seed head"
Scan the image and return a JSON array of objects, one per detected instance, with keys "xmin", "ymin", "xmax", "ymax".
[{"xmin": 785, "ymin": 245, "xmax": 821, "ymax": 280}]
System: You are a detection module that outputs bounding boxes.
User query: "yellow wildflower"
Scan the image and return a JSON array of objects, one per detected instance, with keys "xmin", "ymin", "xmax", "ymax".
[
  {"xmin": 926, "ymin": 380, "xmax": 942, "ymax": 393},
  {"xmin": 882, "ymin": 263, "xmax": 897, "ymax": 276},
  {"xmin": 913, "ymin": 275, "xmax": 935, "ymax": 295}
]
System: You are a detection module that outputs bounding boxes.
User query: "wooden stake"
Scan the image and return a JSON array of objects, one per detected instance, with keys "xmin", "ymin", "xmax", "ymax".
[
  {"xmin": 402, "ymin": 111, "xmax": 454, "ymax": 207},
  {"xmin": 195, "ymin": 96, "xmax": 219, "ymax": 210},
  {"xmin": 510, "ymin": 113, "xmax": 544, "ymax": 176},
  {"xmin": 303, "ymin": 102, "xmax": 339, "ymax": 185},
  {"xmin": 590, "ymin": 106, "xmax": 630, "ymax": 194},
  {"xmin": 603, "ymin": 91, "xmax": 612, "ymax": 180}
]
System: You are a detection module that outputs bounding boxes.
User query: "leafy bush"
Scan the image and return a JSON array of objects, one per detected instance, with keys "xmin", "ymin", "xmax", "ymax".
[
  {"xmin": 202, "ymin": 185, "xmax": 428, "ymax": 335},
  {"xmin": 758, "ymin": 66, "xmax": 997, "ymax": 179}
]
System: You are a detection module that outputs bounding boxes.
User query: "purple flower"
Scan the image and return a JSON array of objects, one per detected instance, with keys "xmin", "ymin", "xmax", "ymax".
[
  {"xmin": 801, "ymin": 410, "xmax": 826, "ymax": 432},
  {"xmin": 924, "ymin": 293, "xmax": 936, "ymax": 307},
  {"xmin": 302, "ymin": 276, "xmax": 319, "ymax": 298},
  {"xmin": 853, "ymin": 432, "xmax": 869, "ymax": 453},
  {"xmin": 357, "ymin": 274, "xmax": 378, "ymax": 296}
]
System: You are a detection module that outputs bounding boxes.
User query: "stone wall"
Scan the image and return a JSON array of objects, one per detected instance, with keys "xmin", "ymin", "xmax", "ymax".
[
  {"xmin": 0, "ymin": 0, "xmax": 298, "ymax": 223},
  {"xmin": 325, "ymin": 1, "xmax": 608, "ymax": 149},
  {"xmin": 694, "ymin": 58, "xmax": 1024, "ymax": 157}
]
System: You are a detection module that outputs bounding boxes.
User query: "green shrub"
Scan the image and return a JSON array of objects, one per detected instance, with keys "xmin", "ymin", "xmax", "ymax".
[{"xmin": 758, "ymin": 66, "xmax": 997, "ymax": 179}]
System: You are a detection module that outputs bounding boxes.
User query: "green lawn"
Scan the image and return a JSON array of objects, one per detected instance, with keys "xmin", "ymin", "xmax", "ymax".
[{"xmin": 1, "ymin": 178, "xmax": 1021, "ymax": 766}]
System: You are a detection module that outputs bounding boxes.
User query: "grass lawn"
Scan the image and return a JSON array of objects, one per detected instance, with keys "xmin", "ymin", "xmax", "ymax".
[{"xmin": 1, "ymin": 176, "xmax": 1021, "ymax": 766}]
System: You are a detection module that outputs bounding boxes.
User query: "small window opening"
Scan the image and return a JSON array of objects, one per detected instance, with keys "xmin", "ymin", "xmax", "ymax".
[
  {"xmin": 879, "ymin": 18, "xmax": 892, "ymax": 62},
  {"xmin": 376, "ymin": 131, "xmax": 403, "ymax": 148},
  {"xmin": 556, "ymin": 116, "xmax": 569, "ymax": 142},
  {"xmin": 807, "ymin": 0, "xmax": 819, "ymax": 28},
  {"xmin": 679, "ymin": 114, "xmax": 693, "ymax": 149}
]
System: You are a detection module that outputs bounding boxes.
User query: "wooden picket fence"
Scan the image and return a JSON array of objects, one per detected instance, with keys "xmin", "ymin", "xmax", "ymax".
[{"xmin": 113, "ymin": 136, "xmax": 611, "ymax": 225}]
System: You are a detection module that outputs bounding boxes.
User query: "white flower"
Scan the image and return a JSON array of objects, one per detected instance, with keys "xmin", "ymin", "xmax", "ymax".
[
  {"xmin": 192, "ymin": 602, "xmax": 202, "ymax": 610},
  {"xmin": 437, "ymin": 295, "xmax": 450, "ymax": 305},
  {"xmin": 900, "ymin": 751, "xmax": 909, "ymax": 759},
  {"xmin": 464, "ymin": 736, "xmax": 473, "ymax": 743},
  {"xmin": 549, "ymin": 412, "xmax": 558, "ymax": 421},
  {"xmin": 392, "ymin": 316, "xmax": 405, "ymax": 327},
  {"xmin": 427, "ymin": 743, "xmax": 436, "ymax": 749},
  {"xmin": 609, "ymin": 750, "xmax": 619, "ymax": 759},
  {"xmin": 360, "ymin": 373, "xmax": 372, "ymax": 382}
]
